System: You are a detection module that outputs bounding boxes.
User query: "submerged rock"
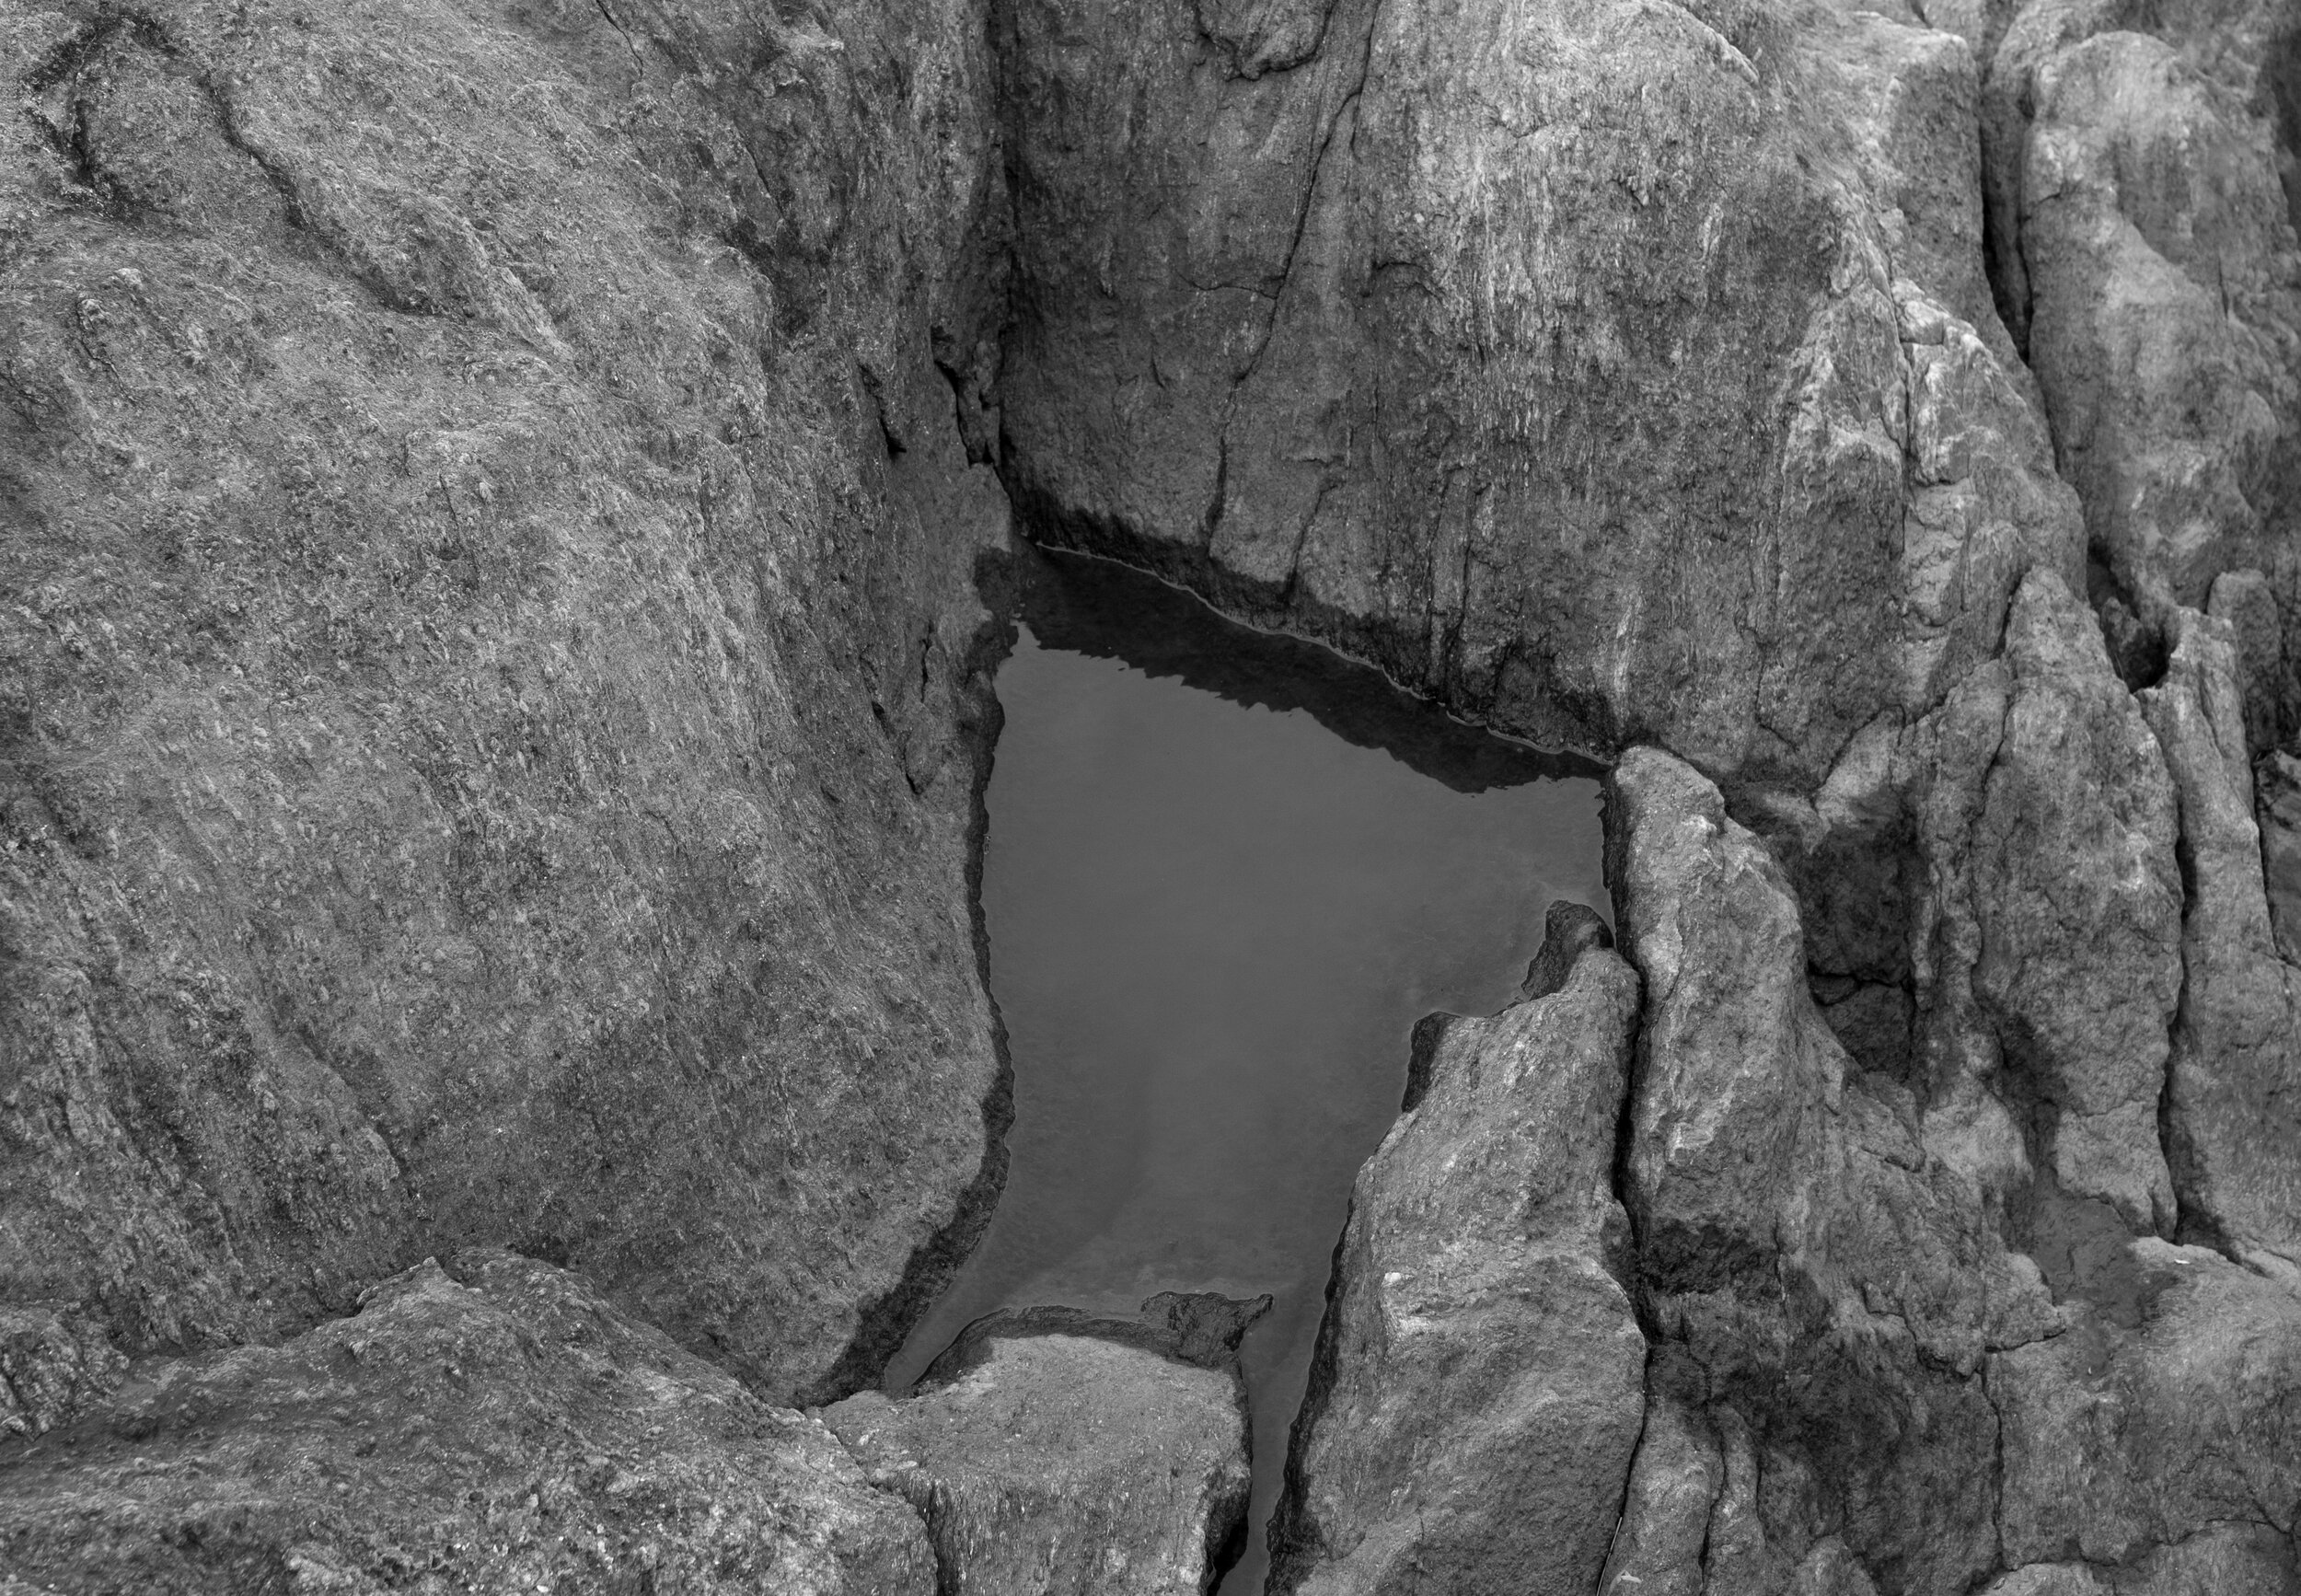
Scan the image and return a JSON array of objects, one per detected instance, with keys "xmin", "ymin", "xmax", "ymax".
[
  {"xmin": 0, "ymin": 1251, "xmax": 937, "ymax": 1593},
  {"xmin": 825, "ymin": 1323, "xmax": 1252, "ymax": 1596},
  {"xmin": 1269, "ymin": 903, "xmax": 1645, "ymax": 1594}
]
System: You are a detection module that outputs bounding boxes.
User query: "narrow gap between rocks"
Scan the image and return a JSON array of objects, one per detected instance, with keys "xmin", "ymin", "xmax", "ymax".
[{"xmin": 886, "ymin": 546, "xmax": 1610, "ymax": 1593}]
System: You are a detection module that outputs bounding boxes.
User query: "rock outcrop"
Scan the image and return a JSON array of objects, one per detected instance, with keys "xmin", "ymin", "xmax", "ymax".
[
  {"xmin": 1000, "ymin": 0, "xmax": 2083, "ymax": 788},
  {"xmin": 0, "ymin": 1250, "xmax": 939, "ymax": 1592},
  {"xmin": 1, "ymin": 0, "xmax": 1009, "ymax": 1410},
  {"xmin": 826, "ymin": 1322, "xmax": 1252, "ymax": 1595},
  {"xmin": 10, "ymin": 0, "xmax": 2301, "ymax": 1590},
  {"xmin": 1268, "ymin": 903, "xmax": 1644, "ymax": 1593}
]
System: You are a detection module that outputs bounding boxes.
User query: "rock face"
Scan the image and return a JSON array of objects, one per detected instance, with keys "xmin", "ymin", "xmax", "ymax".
[
  {"xmin": 1, "ymin": 0, "xmax": 1009, "ymax": 1408},
  {"xmin": 826, "ymin": 1326, "xmax": 1252, "ymax": 1595},
  {"xmin": 1000, "ymin": 0, "xmax": 2084, "ymax": 787},
  {"xmin": 1268, "ymin": 903, "xmax": 1645, "ymax": 1594},
  {"xmin": 12, "ymin": 0, "xmax": 2301, "ymax": 1590},
  {"xmin": 1986, "ymin": 0, "xmax": 2301, "ymax": 634},
  {"xmin": 2141, "ymin": 608, "xmax": 2301, "ymax": 1271},
  {"xmin": 0, "ymin": 1250, "xmax": 938, "ymax": 1592}
]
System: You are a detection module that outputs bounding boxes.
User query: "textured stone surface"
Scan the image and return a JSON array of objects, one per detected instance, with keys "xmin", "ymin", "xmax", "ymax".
[
  {"xmin": 0, "ymin": 1250, "xmax": 938, "ymax": 1593},
  {"xmin": 1268, "ymin": 906, "xmax": 1645, "ymax": 1594},
  {"xmin": 1000, "ymin": 0, "xmax": 2082, "ymax": 788},
  {"xmin": 1986, "ymin": 0, "xmax": 2301, "ymax": 626},
  {"xmin": 1610, "ymin": 745, "xmax": 2061, "ymax": 1596},
  {"xmin": 2141, "ymin": 607, "xmax": 2301, "ymax": 1270},
  {"xmin": 1971, "ymin": 571, "xmax": 2182, "ymax": 1230},
  {"xmin": 825, "ymin": 1331, "xmax": 1250, "ymax": 1596},
  {"xmin": 1990, "ymin": 1238, "xmax": 2301, "ymax": 1572},
  {"xmin": 0, "ymin": 0, "xmax": 1010, "ymax": 1406}
]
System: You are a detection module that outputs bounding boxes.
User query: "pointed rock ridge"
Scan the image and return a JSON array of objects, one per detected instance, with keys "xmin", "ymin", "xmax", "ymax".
[
  {"xmin": 1266, "ymin": 900, "xmax": 1644, "ymax": 1594},
  {"xmin": 1609, "ymin": 744, "xmax": 2065, "ymax": 1595},
  {"xmin": 1984, "ymin": 0, "xmax": 2301, "ymax": 642},
  {"xmin": 0, "ymin": 1251, "xmax": 938, "ymax": 1593},
  {"xmin": 2140, "ymin": 605, "xmax": 2301, "ymax": 1274},
  {"xmin": 823, "ymin": 1316, "xmax": 1253, "ymax": 1596}
]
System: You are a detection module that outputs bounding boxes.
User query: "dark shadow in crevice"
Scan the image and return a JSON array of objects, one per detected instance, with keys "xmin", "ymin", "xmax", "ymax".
[{"xmin": 988, "ymin": 543, "xmax": 1603, "ymax": 795}]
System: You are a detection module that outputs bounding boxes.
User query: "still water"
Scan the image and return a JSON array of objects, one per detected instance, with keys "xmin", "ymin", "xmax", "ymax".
[{"xmin": 885, "ymin": 551, "xmax": 1607, "ymax": 1590}]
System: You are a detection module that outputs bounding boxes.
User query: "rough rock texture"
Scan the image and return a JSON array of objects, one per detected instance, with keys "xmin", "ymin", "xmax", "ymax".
[
  {"xmin": 825, "ymin": 1331, "xmax": 1251, "ymax": 1596},
  {"xmin": 1267, "ymin": 904, "xmax": 1645, "ymax": 1594},
  {"xmin": 12, "ymin": 0, "xmax": 2301, "ymax": 1589},
  {"xmin": 2140, "ymin": 607, "xmax": 2301, "ymax": 1271},
  {"xmin": 916, "ymin": 1289, "xmax": 1272, "ymax": 1388},
  {"xmin": 0, "ymin": 1250, "xmax": 938, "ymax": 1593},
  {"xmin": 1000, "ymin": 0, "xmax": 2083, "ymax": 788},
  {"xmin": 1608, "ymin": 746, "xmax": 2065, "ymax": 1596},
  {"xmin": 1, "ymin": 0, "xmax": 1009, "ymax": 1408},
  {"xmin": 1990, "ymin": 1238, "xmax": 2301, "ymax": 1579},
  {"xmin": 1985, "ymin": 0, "xmax": 2301, "ymax": 633}
]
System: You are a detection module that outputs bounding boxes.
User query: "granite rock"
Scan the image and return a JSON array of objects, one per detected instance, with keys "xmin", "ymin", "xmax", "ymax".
[
  {"xmin": 825, "ymin": 1331, "xmax": 1251, "ymax": 1596},
  {"xmin": 0, "ymin": 1250, "xmax": 938, "ymax": 1593},
  {"xmin": 0, "ymin": 0, "xmax": 1011, "ymax": 1408},
  {"xmin": 1268, "ymin": 906, "xmax": 1645, "ymax": 1594}
]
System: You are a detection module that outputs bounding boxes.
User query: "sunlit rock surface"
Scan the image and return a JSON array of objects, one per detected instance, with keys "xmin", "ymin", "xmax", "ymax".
[{"xmin": 827, "ymin": 1321, "xmax": 1251, "ymax": 1596}]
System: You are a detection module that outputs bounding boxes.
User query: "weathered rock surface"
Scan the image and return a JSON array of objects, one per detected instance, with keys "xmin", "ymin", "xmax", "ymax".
[
  {"xmin": 1608, "ymin": 745, "xmax": 2064, "ymax": 1596},
  {"xmin": 826, "ymin": 1328, "xmax": 1251, "ymax": 1596},
  {"xmin": 0, "ymin": 1250, "xmax": 938, "ymax": 1593},
  {"xmin": 1000, "ymin": 0, "xmax": 2082, "ymax": 786},
  {"xmin": 1990, "ymin": 1238, "xmax": 2301, "ymax": 1579},
  {"xmin": 2140, "ymin": 607, "xmax": 2301, "ymax": 1270},
  {"xmin": 1986, "ymin": 0, "xmax": 2301, "ymax": 634},
  {"xmin": 1, "ymin": 0, "xmax": 1009, "ymax": 1408},
  {"xmin": 1267, "ymin": 903, "xmax": 1645, "ymax": 1594}
]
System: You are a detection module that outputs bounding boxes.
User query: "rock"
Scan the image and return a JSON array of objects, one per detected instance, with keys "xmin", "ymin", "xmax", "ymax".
[
  {"xmin": 0, "ymin": 0, "xmax": 1011, "ymax": 1405},
  {"xmin": 0, "ymin": 1301, "xmax": 126, "ymax": 1440},
  {"xmin": 1594, "ymin": 1384, "xmax": 1720, "ymax": 1596},
  {"xmin": 1989, "ymin": 1238, "xmax": 2301, "ymax": 1572},
  {"xmin": 917, "ymin": 1290, "xmax": 1272, "ymax": 1388},
  {"xmin": 0, "ymin": 1251, "xmax": 937, "ymax": 1592},
  {"xmin": 1611, "ymin": 745, "xmax": 2060, "ymax": 1595},
  {"xmin": 1000, "ymin": 0, "xmax": 2080, "ymax": 788},
  {"xmin": 2140, "ymin": 607, "xmax": 2301, "ymax": 1270},
  {"xmin": 1986, "ymin": 0, "xmax": 2301, "ymax": 628},
  {"xmin": 2261, "ymin": 750, "xmax": 2301, "ymax": 965},
  {"xmin": 825, "ymin": 1332, "xmax": 1251, "ymax": 1596},
  {"xmin": 1268, "ymin": 905, "xmax": 1646, "ymax": 1594},
  {"xmin": 1971, "ymin": 570, "xmax": 2182, "ymax": 1231}
]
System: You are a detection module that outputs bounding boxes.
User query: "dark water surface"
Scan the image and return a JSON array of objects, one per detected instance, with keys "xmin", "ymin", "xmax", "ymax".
[{"xmin": 885, "ymin": 552, "xmax": 1608, "ymax": 1591}]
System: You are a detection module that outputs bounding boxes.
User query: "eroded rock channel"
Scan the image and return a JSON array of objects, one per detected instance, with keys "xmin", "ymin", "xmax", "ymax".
[{"xmin": 885, "ymin": 549, "xmax": 1607, "ymax": 1591}]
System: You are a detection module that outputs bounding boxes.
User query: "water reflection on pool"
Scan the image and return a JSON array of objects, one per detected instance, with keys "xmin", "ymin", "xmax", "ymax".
[{"xmin": 885, "ymin": 550, "xmax": 1608, "ymax": 1593}]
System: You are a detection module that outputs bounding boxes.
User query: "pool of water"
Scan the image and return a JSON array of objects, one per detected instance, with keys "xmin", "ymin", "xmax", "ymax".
[{"xmin": 885, "ymin": 550, "xmax": 1608, "ymax": 1590}]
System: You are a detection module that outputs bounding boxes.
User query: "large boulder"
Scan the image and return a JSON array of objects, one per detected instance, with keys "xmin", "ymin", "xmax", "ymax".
[
  {"xmin": 824, "ymin": 1324, "xmax": 1252, "ymax": 1595},
  {"xmin": 1267, "ymin": 902, "xmax": 1646, "ymax": 1594},
  {"xmin": 0, "ymin": 0, "xmax": 1010, "ymax": 1408},
  {"xmin": 0, "ymin": 1251, "xmax": 938, "ymax": 1592}
]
